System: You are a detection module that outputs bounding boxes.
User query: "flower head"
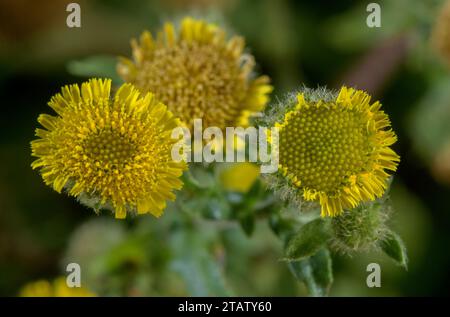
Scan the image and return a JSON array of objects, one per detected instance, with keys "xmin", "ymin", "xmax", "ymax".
[
  {"xmin": 266, "ymin": 87, "xmax": 400, "ymax": 217},
  {"xmin": 118, "ymin": 17, "xmax": 272, "ymax": 129},
  {"xmin": 31, "ymin": 79, "xmax": 186, "ymax": 219},
  {"xmin": 220, "ymin": 162, "xmax": 260, "ymax": 193},
  {"xmin": 20, "ymin": 277, "xmax": 95, "ymax": 297}
]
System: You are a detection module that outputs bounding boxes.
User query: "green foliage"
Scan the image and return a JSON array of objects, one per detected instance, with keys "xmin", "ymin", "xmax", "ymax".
[
  {"xmin": 237, "ymin": 210, "xmax": 255, "ymax": 236},
  {"xmin": 67, "ymin": 55, "xmax": 123, "ymax": 84},
  {"xmin": 288, "ymin": 248, "xmax": 333, "ymax": 297},
  {"xmin": 180, "ymin": 164, "xmax": 280, "ymax": 237},
  {"xmin": 169, "ymin": 227, "xmax": 231, "ymax": 296},
  {"xmin": 268, "ymin": 213, "xmax": 295, "ymax": 239},
  {"xmin": 284, "ymin": 218, "xmax": 331, "ymax": 261},
  {"xmin": 409, "ymin": 75, "xmax": 450, "ymax": 160},
  {"xmin": 323, "ymin": 0, "xmax": 439, "ymax": 53}
]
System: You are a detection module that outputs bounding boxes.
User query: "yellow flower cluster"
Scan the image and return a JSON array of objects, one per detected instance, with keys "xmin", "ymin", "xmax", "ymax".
[{"xmin": 31, "ymin": 17, "xmax": 401, "ymax": 221}]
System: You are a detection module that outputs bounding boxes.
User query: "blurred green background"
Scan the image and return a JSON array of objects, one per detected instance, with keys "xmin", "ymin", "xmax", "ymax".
[{"xmin": 1, "ymin": 0, "xmax": 450, "ymax": 296}]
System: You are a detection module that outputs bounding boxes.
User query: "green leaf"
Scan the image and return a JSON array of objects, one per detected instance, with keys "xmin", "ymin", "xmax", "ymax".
[
  {"xmin": 246, "ymin": 179, "xmax": 264, "ymax": 197},
  {"xmin": 226, "ymin": 192, "xmax": 245, "ymax": 205},
  {"xmin": 268, "ymin": 213, "xmax": 295, "ymax": 238},
  {"xmin": 380, "ymin": 231, "xmax": 408, "ymax": 270},
  {"xmin": 409, "ymin": 76, "xmax": 450, "ymax": 160},
  {"xmin": 288, "ymin": 248, "xmax": 333, "ymax": 297},
  {"xmin": 203, "ymin": 197, "xmax": 230, "ymax": 220},
  {"xmin": 284, "ymin": 218, "xmax": 330, "ymax": 261},
  {"xmin": 238, "ymin": 210, "xmax": 255, "ymax": 236},
  {"xmin": 104, "ymin": 236, "xmax": 146, "ymax": 272},
  {"xmin": 67, "ymin": 55, "xmax": 123, "ymax": 84},
  {"xmin": 169, "ymin": 228, "xmax": 231, "ymax": 296},
  {"xmin": 183, "ymin": 167, "xmax": 215, "ymax": 190}
]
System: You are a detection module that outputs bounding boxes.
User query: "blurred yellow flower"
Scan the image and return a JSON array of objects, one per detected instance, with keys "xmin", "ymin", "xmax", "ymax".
[
  {"xmin": 220, "ymin": 162, "xmax": 260, "ymax": 193},
  {"xmin": 432, "ymin": 0, "xmax": 450, "ymax": 66},
  {"xmin": 274, "ymin": 87, "xmax": 400, "ymax": 217},
  {"xmin": 31, "ymin": 78, "xmax": 186, "ymax": 219},
  {"xmin": 20, "ymin": 277, "xmax": 95, "ymax": 297},
  {"xmin": 118, "ymin": 17, "xmax": 272, "ymax": 129}
]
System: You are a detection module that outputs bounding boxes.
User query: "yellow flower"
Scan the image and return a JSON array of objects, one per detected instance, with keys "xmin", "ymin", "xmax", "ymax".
[
  {"xmin": 117, "ymin": 17, "xmax": 272, "ymax": 129},
  {"xmin": 20, "ymin": 277, "xmax": 95, "ymax": 297},
  {"xmin": 31, "ymin": 78, "xmax": 186, "ymax": 219},
  {"xmin": 273, "ymin": 87, "xmax": 400, "ymax": 217},
  {"xmin": 432, "ymin": 0, "xmax": 450, "ymax": 66},
  {"xmin": 220, "ymin": 162, "xmax": 260, "ymax": 193}
]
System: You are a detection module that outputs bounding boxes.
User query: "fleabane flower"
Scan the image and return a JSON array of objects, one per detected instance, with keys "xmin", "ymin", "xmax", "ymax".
[
  {"xmin": 220, "ymin": 162, "xmax": 260, "ymax": 193},
  {"xmin": 267, "ymin": 87, "xmax": 400, "ymax": 217},
  {"xmin": 432, "ymin": 0, "xmax": 450, "ymax": 66},
  {"xmin": 117, "ymin": 17, "xmax": 272, "ymax": 129},
  {"xmin": 31, "ymin": 79, "xmax": 186, "ymax": 219},
  {"xmin": 20, "ymin": 277, "xmax": 95, "ymax": 297}
]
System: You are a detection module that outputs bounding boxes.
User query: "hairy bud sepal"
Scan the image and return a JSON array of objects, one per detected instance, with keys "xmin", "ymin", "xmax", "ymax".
[{"xmin": 331, "ymin": 202, "xmax": 390, "ymax": 254}]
